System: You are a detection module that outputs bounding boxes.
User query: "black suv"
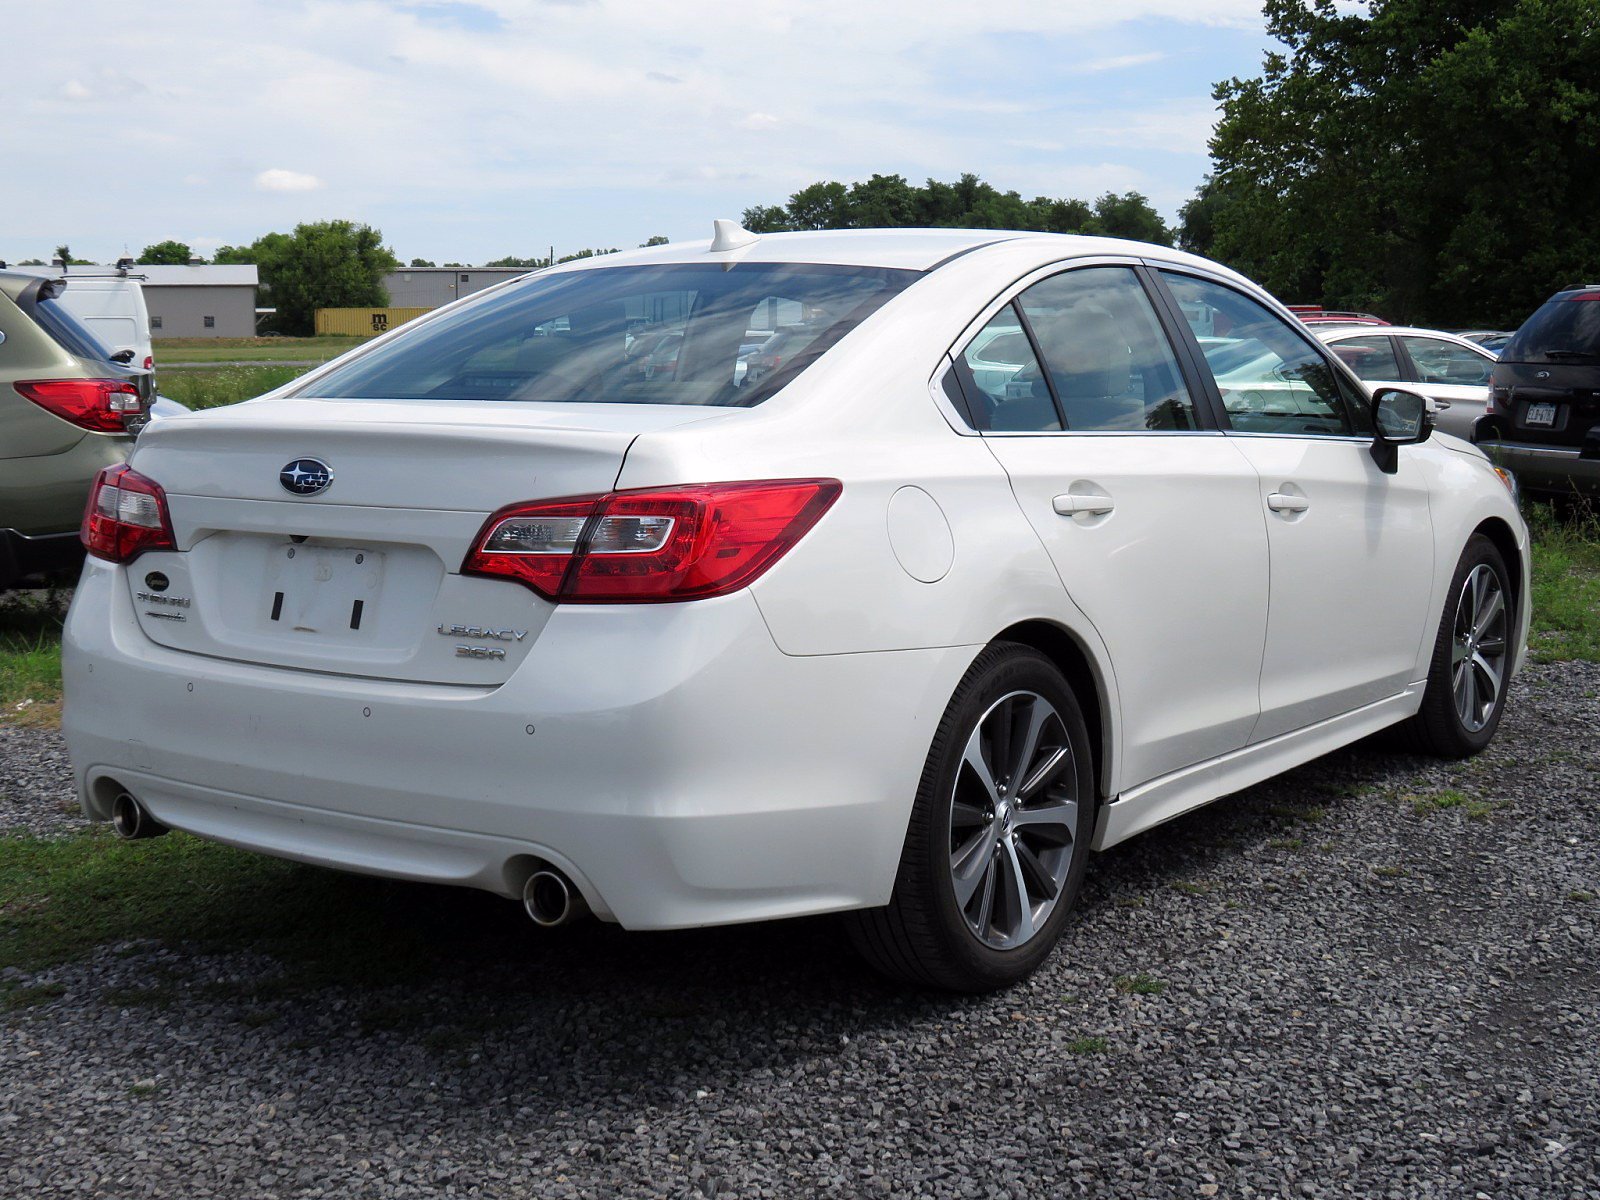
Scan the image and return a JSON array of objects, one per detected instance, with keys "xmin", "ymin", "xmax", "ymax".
[{"xmin": 1482, "ymin": 286, "xmax": 1600, "ymax": 497}]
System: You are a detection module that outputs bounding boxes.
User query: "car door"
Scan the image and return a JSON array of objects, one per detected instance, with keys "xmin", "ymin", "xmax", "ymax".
[
  {"xmin": 1158, "ymin": 271, "xmax": 1435, "ymax": 742},
  {"xmin": 1395, "ymin": 334, "xmax": 1495, "ymax": 440},
  {"xmin": 953, "ymin": 262, "xmax": 1270, "ymax": 790}
]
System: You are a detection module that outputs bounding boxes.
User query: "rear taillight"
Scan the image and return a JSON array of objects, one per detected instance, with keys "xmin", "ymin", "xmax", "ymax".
[
  {"xmin": 143, "ymin": 356, "xmax": 154, "ymax": 370},
  {"xmin": 81, "ymin": 465, "xmax": 176, "ymax": 562},
  {"xmin": 463, "ymin": 479, "xmax": 842, "ymax": 603},
  {"xmin": 16, "ymin": 378, "xmax": 146, "ymax": 433}
]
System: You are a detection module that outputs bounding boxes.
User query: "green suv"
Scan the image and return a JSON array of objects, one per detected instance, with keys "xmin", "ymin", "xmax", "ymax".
[{"xmin": 1, "ymin": 272, "xmax": 153, "ymax": 588}]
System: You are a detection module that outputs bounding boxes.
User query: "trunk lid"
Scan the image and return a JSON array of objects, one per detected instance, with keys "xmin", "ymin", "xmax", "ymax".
[
  {"xmin": 1490, "ymin": 360, "xmax": 1600, "ymax": 449},
  {"xmin": 124, "ymin": 397, "xmax": 725, "ymax": 685}
]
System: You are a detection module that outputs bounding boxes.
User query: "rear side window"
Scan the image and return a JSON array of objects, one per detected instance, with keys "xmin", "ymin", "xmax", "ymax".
[
  {"xmin": 1016, "ymin": 267, "xmax": 1196, "ymax": 431},
  {"xmin": 1328, "ymin": 335, "xmax": 1401, "ymax": 381},
  {"xmin": 954, "ymin": 304, "xmax": 1058, "ymax": 431},
  {"xmin": 1501, "ymin": 293, "xmax": 1600, "ymax": 363},
  {"xmin": 32, "ymin": 297, "xmax": 112, "ymax": 362},
  {"xmin": 299, "ymin": 262, "xmax": 914, "ymax": 407}
]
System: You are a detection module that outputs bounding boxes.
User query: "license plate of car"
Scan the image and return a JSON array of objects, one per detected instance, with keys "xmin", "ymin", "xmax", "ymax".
[
  {"xmin": 1526, "ymin": 401, "xmax": 1558, "ymax": 426},
  {"xmin": 267, "ymin": 545, "xmax": 382, "ymax": 634}
]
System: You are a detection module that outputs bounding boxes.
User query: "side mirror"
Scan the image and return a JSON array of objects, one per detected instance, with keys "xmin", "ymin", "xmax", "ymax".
[
  {"xmin": 108, "ymin": 348, "xmax": 135, "ymax": 365},
  {"xmin": 1369, "ymin": 387, "xmax": 1433, "ymax": 474}
]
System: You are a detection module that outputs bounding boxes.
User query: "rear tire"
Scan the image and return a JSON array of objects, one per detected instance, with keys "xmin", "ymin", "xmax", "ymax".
[
  {"xmin": 1394, "ymin": 535, "xmax": 1513, "ymax": 758},
  {"xmin": 847, "ymin": 642, "xmax": 1095, "ymax": 992}
]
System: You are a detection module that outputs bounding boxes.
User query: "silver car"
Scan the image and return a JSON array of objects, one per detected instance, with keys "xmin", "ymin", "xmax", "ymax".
[{"xmin": 1317, "ymin": 326, "xmax": 1496, "ymax": 441}]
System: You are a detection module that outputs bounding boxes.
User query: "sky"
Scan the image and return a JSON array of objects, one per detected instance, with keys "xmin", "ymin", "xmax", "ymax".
[{"xmin": 4, "ymin": 0, "xmax": 1274, "ymax": 266}]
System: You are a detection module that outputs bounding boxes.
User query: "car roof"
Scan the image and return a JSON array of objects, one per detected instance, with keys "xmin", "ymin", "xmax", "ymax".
[
  {"xmin": 1316, "ymin": 325, "xmax": 1489, "ymax": 347},
  {"xmin": 536, "ymin": 226, "xmax": 1223, "ymax": 275}
]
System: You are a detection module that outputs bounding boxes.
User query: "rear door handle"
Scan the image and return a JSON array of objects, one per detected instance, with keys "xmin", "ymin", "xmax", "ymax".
[
  {"xmin": 1053, "ymin": 493, "xmax": 1114, "ymax": 516},
  {"xmin": 1266, "ymin": 492, "xmax": 1310, "ymax": 513}
]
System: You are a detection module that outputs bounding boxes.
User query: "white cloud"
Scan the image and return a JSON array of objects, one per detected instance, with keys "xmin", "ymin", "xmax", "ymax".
[
  {"xmin": 1080, "ymin": 52, "xmax": 1167, "ymax": 73},
  {"xmin": 739, "ymin": 112, "xmax": 780, "ymax": 131},
  {"xmin": 60, "ymin": 80, "xmax": 92, "ymax": 101},
  {"xmin": 255, "ymin": 168, "xmax": 324, "ymax": 192}
]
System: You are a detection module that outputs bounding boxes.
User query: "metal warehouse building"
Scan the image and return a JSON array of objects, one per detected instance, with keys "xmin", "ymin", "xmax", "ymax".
[
  {"xmin": 140, "ymin": 264, "xmax": 259, "ymax": 338},
  {"xmin": 382, "ymin": 266, "xmax": 530, "ymax": 308}
]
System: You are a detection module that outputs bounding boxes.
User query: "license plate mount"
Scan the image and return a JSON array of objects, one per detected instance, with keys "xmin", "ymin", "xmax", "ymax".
[
  {"xmin": 267, "ymin": 545, "xmax": 383, "ymax": 635},
  {"xmin": 1525, "ymin": 401, "xmax": 1558, "ymax": 427}
]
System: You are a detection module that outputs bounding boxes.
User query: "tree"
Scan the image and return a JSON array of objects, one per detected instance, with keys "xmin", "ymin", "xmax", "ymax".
[
  {"xmin": 138, "ymin": 240, "xmax": 194, "ymax": 265},
  {"xmin": 213, "ymin": 244, "xmax": 257, "ymax": 264},
  {"xmin": 17, "ymin": 258, "xmax": 45, "ymax": 266},
  {"xmin": 738, "ymin": 174, "xmax": 1167, "ymax": 242},
  {"xmin": 641, "ymin": 235, "xmax": 670, "ymax": 247},
  {"xmin": 484, "ymin": 255, "xmax": 548, "ymax": 268},
  {"xmin": 1201, "ymin": 0, "xmax": 1600, "ymax": 327},
  {"xmin": 409, "ymin": 257, "xmax": 436, "ymax": 267},
  {"xmin": 240, "ymin": 221, "xmax": 398, "ymax": 335},
  {"xmin": 52, "ymin": 244, "xmax": 93, "ymax": 265}
]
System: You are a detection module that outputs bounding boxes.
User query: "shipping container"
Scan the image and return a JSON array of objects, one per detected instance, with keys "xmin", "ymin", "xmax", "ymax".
[{"xmin": 314, "ymin": 307, "xmax": 432, "ymax": 337}]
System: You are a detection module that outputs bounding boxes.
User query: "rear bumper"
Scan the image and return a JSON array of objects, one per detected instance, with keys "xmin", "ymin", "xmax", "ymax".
[
  {"xmin": 62, "ymin": 556, "xmax": 974, "ymax": 929},
  {"xmin": 1491, "ymin": 442, "xmax": 1600, "ymax": 496}
]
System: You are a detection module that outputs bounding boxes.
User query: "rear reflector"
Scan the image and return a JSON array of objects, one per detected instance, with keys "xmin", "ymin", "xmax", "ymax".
[
  {"xmin": 464, "ymin": 479, "xmax": 842, "ymax": 603},
  {"xmin": 16, "ymin": 378, "xmax": 146, "ymax": 433},
  {"xmin": 81, "ymin": 465, "xmax": 176, "ymax": 562}
]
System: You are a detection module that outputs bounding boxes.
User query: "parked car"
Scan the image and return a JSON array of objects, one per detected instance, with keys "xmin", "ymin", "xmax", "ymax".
[
  {"xmin": 5, "ymin": 262, "xmax": 154, "ymax": 371},
  {"xmin": 1459, "ymin": 330, "xmax": 1515, "ymax": 355},
  {"xmin": 1288, "ymin": 306, "xmax": 1389, "ymax": 328},
  {"xmin": 1481, "ymin": 285, "xmax": 1600, "ymax": 496},
  {"xmin": 62, "ymin": 227, "xmax": 1528, "ymax": 991},
  {"xmin": 0, "ymin": 272, "xmax": 153, "ymax": 589},
  {"xmin": 1317, "ymin": 326, "xmax": 1497, "ymax": 440}
]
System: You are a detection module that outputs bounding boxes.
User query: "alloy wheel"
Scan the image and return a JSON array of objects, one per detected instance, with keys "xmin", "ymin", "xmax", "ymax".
[
  {"xmin": 948, "ymin": 690, "xmax": 1080, "ymax": 950},
  {"xmin": 1451, "ymin": 563, "xmax": 1508, "ymax": 733}
]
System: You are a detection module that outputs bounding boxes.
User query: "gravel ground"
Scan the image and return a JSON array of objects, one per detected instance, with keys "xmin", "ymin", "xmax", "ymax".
[{"xmin": 2, "ymin": 662, "xmax": 1598, "ymax": 1198}]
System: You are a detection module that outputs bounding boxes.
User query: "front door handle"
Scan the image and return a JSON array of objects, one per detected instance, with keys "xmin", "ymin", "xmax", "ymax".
[
  {"xmin": 1053, "ymin": 493, "xmax": 1114, "ymax": 516},
  {"xmin": 1266, "ymin": 492, "xmax": 1310, "ymax": 513}
]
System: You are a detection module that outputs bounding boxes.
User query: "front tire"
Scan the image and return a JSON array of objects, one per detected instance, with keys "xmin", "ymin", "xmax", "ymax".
[
  {"xmin": 1395, "ymin": 535, "xmax": 1513, "ymax": 758},
  {"xmin": 847, "ymin": 643, "xmax": 1095, "ymax": 992}
]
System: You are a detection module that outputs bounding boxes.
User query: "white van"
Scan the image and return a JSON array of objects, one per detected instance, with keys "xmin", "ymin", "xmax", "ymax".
[{"xmin": 4, "ymin": 263, "xmax": 154, "ymax": 369}]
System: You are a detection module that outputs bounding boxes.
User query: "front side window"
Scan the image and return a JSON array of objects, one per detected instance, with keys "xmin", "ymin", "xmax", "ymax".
[
  {"xmin": 1328, "ymin": 335, "xmax": 1401, "ymax": 381},
  {"xmin": 1016, "ymin": 267, "xmax": 1196, "ymax": 431},
  {"xmin": 1164, "ymin": 273, "xmax": 1366, "ymax": 437},
  {"xmin": 953, "ymin": 304, "xmax": 1058, "ymax": 431},
  {"xmin": 1401, "ymin": 336, "xmax": 1492, "ymax": 385},
  {"xmin": 300, "ymin": 262, "xmax": 913, "ymax": 407}
]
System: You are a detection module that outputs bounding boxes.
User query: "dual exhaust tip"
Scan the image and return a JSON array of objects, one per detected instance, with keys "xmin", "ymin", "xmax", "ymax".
[
  {"xmin": 522, "ymin": 868, "xmax": 588, "ymax": 928},
  {"xmin": 110, "ymin": 790, "xmax": 168, "ymax": 840}
]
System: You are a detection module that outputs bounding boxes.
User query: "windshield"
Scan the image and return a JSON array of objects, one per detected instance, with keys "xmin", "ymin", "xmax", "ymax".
[
  {"xmin": 299, "ymin": 262, "xmax": 916, "ymax": 406},
  {"xmin": 1502, "ymin": 292, "xmax": 1600, "ymax": 362},
  {"xmin": 33, "ymin": 295, "xmax": 114, "ymax": 362}
]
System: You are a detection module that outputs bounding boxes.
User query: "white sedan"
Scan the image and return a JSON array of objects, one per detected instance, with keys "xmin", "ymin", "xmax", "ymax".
[
  {"xmin": 62, "ymin": 225, "xmax": 1529, "ymax": 991},
  {"xmin": 1317, "ymin": 325, "xmax": 1498, "ymax": 441}
]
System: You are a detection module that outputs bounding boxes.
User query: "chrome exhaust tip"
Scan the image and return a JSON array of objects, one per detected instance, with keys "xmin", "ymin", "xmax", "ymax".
[
  {"xmin": 522, "ymin": 868, "xmax": 588, "ymax": 928},
  {"xmin": 110, "ymin": 791, "xmax": 167, "ymax": 840}
]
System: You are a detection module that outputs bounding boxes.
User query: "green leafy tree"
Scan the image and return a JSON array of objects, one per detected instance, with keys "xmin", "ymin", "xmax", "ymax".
[
  {"xmin": 17, "ymin": 258, "xmax": 45, "ymax": 266},
  {"xmin": 212, "ymin": 244, "xmax": 257, "ymax": 264},
  {"xmin": 739, "ymin": 173, "xmax": 1166, "ymax": 241},
  {"xmin": 484, "ymin": 255, "xmax": 548, "ymax": 268},
  {"xmin": 641, "ymin": 235, "xmax": 670, "ymax": 247},
  {"xmin": 138, "ymin": 240, "xmax": 194, "ymax": 265},
  {"xmin": 1202, "ymin": 0, "xmax": 1600, "ymax": 326},
  {"xmin": 241, "ymin": 222, "xmax": 398, "ymax": 335},
  {"xmin": 409, "ymin": 257, "xmax": 436, "ymax": 267},
  {"xmin": 52, "ymin": 244, "xmax": 94, "ymax": 265}
]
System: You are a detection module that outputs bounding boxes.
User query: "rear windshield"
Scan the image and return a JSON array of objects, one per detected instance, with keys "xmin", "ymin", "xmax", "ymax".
[
  {"xmin": 1502, "ymin": 292, "xmax": 1600, "ymax": 362},
  {"xmin": 33, "ymin": 296, "xmax": 114, "ymax": 362},
  {"xmin": 298, "ymin": 262, "xmax": 916, "ymax": 406}
]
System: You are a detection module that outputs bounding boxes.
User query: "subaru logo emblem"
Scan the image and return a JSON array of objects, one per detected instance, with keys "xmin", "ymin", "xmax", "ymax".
[{"xmin": 280, "ymin": 458, "xmax": 333, "ymax": 496}]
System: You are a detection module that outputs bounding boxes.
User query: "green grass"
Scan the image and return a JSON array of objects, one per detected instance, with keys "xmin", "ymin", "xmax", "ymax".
[
  {"xmin": 1113, "ymin": 973, "xmax": 1167, "ymax": 996},
  {"xmin": 0, "ymin": 828, "xmax": 520, "ymax": 989},
  {"xmin": 1065, "ymin": 1036, "xmax": 1108, "ymax": 1054},
  {"xmin": 158, "ymin": 364, "xmax": 309, "ymax": 411},
  {"xmin": 156, "ymin": 336, "xmax": 371, "ymax": 364},
  {"xmin": 1526, "ymin": 502, "xmax": 1600, "ymax": 663},
  {"xmin": 0, "ymin": 590, "xmax": 67, "ymax": 725},
  {"xmin": 1410, "ymin": 787, "xmax": 1471, "ymax": 816}
]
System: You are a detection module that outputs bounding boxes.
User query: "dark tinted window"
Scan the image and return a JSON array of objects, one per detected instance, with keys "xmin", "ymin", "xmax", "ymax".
[
  {"xmin": 1016, "ymin": 267, "xmax": 1195, "ymax": 431},
  {"xmin": 32, "ymin": 296, "xmax": 112, "ymax": 362},
  {"xmin": 1164, "ymin": 273, "xmax": 1366, "ymax": 437},
  {"xmin": 1502, "ymin": 292, "xmax": 1600, "ymax": 362},
  {"xmin": 1329, "ymin": 335, "xmax": 1401, "ymax": 381},
  {"xmin": 301, "ymin": 262, "xmax": 913, "ymax": 406}
]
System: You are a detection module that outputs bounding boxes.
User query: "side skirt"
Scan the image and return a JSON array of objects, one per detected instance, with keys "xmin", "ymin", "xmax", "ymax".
[{"xmin": 1091, "ymin": 690, "xmax": 1420, "ymax": 850}]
